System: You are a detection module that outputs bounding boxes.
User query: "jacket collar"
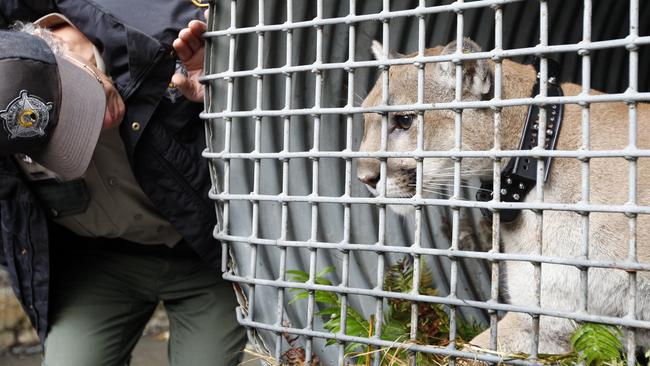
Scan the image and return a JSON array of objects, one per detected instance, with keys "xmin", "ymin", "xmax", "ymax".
[{"xmin": 54, "ymin": 1, "xmax": 166, "ymax": 99}]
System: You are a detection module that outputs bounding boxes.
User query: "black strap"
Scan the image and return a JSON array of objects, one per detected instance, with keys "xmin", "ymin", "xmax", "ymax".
[{"xmin": 477, "ymin": 58, "xmax": 564, "ymax": 223}]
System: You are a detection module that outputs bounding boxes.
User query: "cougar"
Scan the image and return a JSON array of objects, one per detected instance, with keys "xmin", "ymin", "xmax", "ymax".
[{"xmin": 356, "ymin": 38, "xmax": 650, "ymax": 354}]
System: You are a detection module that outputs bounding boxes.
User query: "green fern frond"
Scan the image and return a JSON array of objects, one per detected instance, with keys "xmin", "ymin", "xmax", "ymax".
[
  {"xmin": 286, "ymin": 269, "xmax": 310, "ymax": 283},
  {"xmin": 570, "ymin": 323, "xmax": 625, "ymax": 366},
  {"xmin": 287, "ymin": 267, "xmax": 338, "ymax": 305}
]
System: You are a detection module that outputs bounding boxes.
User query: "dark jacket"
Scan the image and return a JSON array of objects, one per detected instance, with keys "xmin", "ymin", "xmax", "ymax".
[{"xmin": 0, "ymin": 0, "xmax": 219, "ymax": 342}]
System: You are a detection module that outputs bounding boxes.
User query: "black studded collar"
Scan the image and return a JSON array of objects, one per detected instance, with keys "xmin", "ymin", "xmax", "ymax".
[{"xmin": 476, "ymin": 58, "xmax": 564, "ymax": 223}]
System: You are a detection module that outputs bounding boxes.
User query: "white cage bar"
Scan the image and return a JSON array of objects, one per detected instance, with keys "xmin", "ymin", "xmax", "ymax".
[{"xmin": 202, "ymin": 0, "xmax": 650, "ymax": 365}]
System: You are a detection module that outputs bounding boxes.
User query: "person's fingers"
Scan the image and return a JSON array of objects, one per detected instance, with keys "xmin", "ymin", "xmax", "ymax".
[
  {"xmin": 188, "ymin": 19, "xmax": 207, "ymax": 38},
  {"xmin": 103, "ymin": 104, "xmax": 115, "ymax": 130},
  {"xmin": 171, "ymin": 73, "xmax": 189, "ymax": 90},
  {"xmin": 102, "ymin": 90, "xmax": 125, "ymax": 130},
  {"xmin": 115, "ymin": 93, "xmax": 125, "ymax": 122},
  {"xmin": 178, "ymin": 28, "xmax": 202, "ymax": 54},
  {"xmin": 172, "ymin": 73, "xmax": 203, "ymax": 102},
  {"xmin": 171, "ymin": 73, "xmax": 194, "ymax": 99},
  {"xmin": 102, "ymin": 89, "xmax": 114, "ymax": 129},
  {"xmin": 103, "ymin": 102, "xmax": 115, "ymax": 129},
  {"xmin": 204, "ymin": 9, "xmax": 209, "ymax": 23},
  {"xmin": 173, "ymin": 38, "xmax": 193, "ymax": 62}
]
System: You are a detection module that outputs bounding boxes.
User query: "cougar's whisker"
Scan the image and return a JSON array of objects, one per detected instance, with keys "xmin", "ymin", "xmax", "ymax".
[
  {"xmin": 420, "ymin": 182, "xmax": 492, "ymax": 193},
  {"xmin": 419, "ymin": 187, "xmax": 472, "ymax": 200},
  {"xmin": 419, "ymin": 187, "xmax": 454, "ymax": 198},
  {"xmin": 354, "ymin": 92, "xmax": 366, "ymax": 105},
  {"xmin": 423, "ymin": 167, "xmax": 493, "ymax": 174},
  {"xmin": 421, "ymin": 171, "xmax": 492, "ymax": 179}
]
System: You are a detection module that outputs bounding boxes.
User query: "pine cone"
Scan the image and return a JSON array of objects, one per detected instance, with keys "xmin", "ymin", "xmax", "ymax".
[
  {"xmin": 282, "ymin": 347, "xmax": 306, "ymax": 365},
  {"xmin": 282, "ymin": 347, "xmax": 320, "ymax": 366}
]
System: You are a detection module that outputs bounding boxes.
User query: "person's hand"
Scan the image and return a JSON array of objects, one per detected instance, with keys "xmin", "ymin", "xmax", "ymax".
[
  {"xmin": 51, "ymin": 25, "xmax": 125, "ymax": 130},
  {"xmin": 93, "ymin": 63, "xmax": 125, "ymax": 130},
  {"xmin": 172, "ymin": 9, "xmax": 208, "ymax": 103},
  {"xmin": 66, "ymin": 53, "xmax": 124, "ymax": 130}
]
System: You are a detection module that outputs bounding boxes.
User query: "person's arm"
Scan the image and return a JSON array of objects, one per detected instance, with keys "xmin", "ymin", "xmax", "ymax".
[
  {"xmin": 172, "ymin": 10, "xmax": 209, "ymax": 103},
  {"xmin": 0, "ymin": 1, "xmax": 58, "ymax": 23}
]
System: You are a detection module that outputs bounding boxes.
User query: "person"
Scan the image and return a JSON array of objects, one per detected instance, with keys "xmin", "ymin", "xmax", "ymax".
[{"xmin": 0, "ymin": 3, "xmax": 246, "ymax": 365}]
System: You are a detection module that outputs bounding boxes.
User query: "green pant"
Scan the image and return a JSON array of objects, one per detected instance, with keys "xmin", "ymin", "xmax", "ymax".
[{"xmin": 43, "ymin": 238, "xmax": 246, "ymax": 366}]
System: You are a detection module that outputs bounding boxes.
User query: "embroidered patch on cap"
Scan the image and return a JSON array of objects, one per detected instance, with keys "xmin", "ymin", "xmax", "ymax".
[{"xmin": 1, "ymin": 90, "xmax": 53, "ymax": 139}]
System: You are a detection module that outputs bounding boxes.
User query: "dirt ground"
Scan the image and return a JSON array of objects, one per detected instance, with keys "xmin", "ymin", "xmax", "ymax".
[{"xmin": 0, "ymin": 337, "xmax": 260, "ymax": 366}]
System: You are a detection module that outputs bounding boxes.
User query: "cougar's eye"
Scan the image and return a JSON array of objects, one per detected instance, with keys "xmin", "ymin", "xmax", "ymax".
[{"xmin": 393, "ymin": 114, "xmax": 414, "ymax": 130}]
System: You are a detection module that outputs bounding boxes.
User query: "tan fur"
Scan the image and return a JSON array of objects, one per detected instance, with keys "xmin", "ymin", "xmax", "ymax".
[{"xmin": 357, "ymin": 40, "xmax": 650, "ymax": 354}]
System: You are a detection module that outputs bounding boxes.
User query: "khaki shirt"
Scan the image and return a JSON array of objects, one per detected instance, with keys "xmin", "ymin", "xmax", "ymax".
[
  {"xmin": 18, "ymin": 127, "xmax": 182, "ymax": 247},
  {"xmin": 51, "ymin": 127, "xmax": 183, "ymax": 246}
]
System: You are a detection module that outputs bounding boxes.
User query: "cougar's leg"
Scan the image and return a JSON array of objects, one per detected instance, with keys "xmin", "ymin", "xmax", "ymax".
[
  {"xmin": 467, "ymin": 312, "xmax": 573, "ymax": 358},
  {"xmin": 468, "ymin": 312, "xmax": 532, "ymax": 353}
]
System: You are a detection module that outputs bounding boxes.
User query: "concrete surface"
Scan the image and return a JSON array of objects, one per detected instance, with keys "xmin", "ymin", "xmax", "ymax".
[
  {"xmin": 0, "ymin": 338, "xmax": 260, "ymax": 366},
  {"xmin": 0, "ymin": 336, "xmax": 169, "ymax": 366}
]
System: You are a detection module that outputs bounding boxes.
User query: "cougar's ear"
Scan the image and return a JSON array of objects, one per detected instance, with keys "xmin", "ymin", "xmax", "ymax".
[
  {"xmin": 371, "ymin": 40, "xmax": 405, "ymax": 60},
  {"xmin": 436, "ymin": 38, "xmax": 492, "ymax": 97}
]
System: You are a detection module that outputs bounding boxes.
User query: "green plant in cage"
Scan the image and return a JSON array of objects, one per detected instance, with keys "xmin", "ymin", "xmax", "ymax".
[
  {"xmin": 288, "ymin": 257, "xmax": 482, "ymax": 365},
  {"xmin": 287, "ymin": 266, "xmax": 372, "ymax": 357},
  {"xmin": 568, "ymin": 323, "xmax": 628, "ymax": 366},
  {"xmin": 287, "ymin": 260, "xmax": 649, "ymax": 365}
]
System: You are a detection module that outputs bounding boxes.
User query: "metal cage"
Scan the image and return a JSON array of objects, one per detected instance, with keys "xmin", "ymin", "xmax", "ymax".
[{"xmin": 201, "ymin": 0, "xmax": 650, "ymax": 364}]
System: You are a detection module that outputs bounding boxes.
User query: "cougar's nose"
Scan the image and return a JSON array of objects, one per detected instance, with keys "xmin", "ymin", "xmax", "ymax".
[{"xmin": 359, "ymin": 174, "xmax": 380, "ymax": 189}]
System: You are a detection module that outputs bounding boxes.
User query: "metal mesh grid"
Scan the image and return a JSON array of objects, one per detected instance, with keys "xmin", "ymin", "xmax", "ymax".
[{"xmin": 201, "ymin": 0, "xmax": 650, "ymax": 364}]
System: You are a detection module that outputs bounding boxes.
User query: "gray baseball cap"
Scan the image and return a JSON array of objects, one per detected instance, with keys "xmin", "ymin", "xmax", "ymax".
[{"xmin": 0, "ymin": 30, "xmax": 105, "ymax": 180}]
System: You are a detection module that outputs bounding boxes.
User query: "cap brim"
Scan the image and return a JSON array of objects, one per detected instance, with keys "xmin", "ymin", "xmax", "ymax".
[
  {"xmin": 32, "ymin": 56, "xmax": 105, "ymax": 180},
  {"xmin": 34, "ymin": 13, "xmax": 77, "ymax": 29}
]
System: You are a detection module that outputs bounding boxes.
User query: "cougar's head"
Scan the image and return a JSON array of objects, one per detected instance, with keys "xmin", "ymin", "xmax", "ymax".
[{"xmin": 356, "ymin": 38, "xmax": 495, "ymax": 215}]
